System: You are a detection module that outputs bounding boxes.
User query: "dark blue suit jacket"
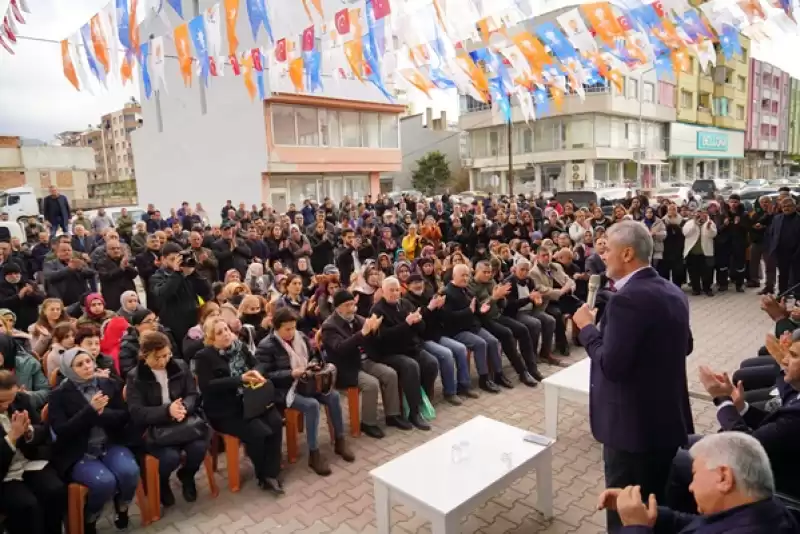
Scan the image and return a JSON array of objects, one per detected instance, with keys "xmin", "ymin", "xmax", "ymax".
[{"xmin": 578, "ymin": 266, "xmax": 694, "ymax": 453}]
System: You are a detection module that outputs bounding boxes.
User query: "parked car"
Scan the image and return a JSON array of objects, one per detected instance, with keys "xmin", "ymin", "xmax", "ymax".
[
  {"xmin": 554, "ymin": 188, "xmax": 632, "ymax": 216},
  {"xmin": 652, "ymin": 186, "xmax": 696, "ymax": 206},
  {"xmin": 691, "ymin": 178, "xmax": 727, "ymax": 199}
]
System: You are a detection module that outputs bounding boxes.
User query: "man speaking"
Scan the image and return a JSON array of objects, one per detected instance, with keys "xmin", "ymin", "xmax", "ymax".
[{"xmin": 573, "ymin": 220, "xmax": 694, "ymax": 533}]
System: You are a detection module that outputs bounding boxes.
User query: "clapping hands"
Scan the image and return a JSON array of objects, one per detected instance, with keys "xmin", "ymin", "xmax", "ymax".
[{"xmin": 361, "ymin": 314, "xmax": 384, "ymax": 336}]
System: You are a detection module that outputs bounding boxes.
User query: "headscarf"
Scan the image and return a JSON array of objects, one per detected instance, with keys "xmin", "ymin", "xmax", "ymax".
[
  {"xmin": 84, "ymin": 293, "xmax": 106, "ymax": 320},
  {"xmin": 394, "ymin": 260, "xmax": 412, "ymax": 278},
  {"xmin": 0, "ymin": 333, "xmax": 18, "ymax": 371},
  {"xmin": 100, "ymin": 316, "xmax": 128, "ymax": 374},
  {"xmin": 117, "ymin": 291, "xmax": 144, "ymax": 322},
  {"xmin": 59, "ymin": 347, "xmax": 97, "ymax": 388}
]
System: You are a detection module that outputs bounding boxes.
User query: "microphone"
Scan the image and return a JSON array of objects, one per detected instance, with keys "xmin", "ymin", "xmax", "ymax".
[{"xmin": 586, "ymin": 274, "xmax": 602, "ymax": 311}]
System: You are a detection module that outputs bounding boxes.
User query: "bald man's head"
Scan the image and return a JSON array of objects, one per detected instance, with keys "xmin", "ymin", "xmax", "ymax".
[{"xmin": 452, "ymin": 263, "xmax": 470, "ymax": 288}]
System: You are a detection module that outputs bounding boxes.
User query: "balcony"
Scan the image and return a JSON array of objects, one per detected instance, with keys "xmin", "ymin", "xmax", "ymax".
[
  {"xmin": 715, "ymin": 84, "xmax": 738, "ymax": 99},
  {"xmin": 715, "ymin": 116, "xmax": 743, "ymax": 130},
  {"xmin": 697, "ymin": 108, "xmax": 713, "ymax": 125},
  {"xmin": 699, "ymin": 77, "xmax": 714, "ymax": 94}
]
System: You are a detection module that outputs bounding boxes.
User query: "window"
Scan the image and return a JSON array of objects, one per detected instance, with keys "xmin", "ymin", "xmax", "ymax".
[
  {"xmin": 361, "ymin": 113, "xmax": 380, "ymax": 148},
  {"xmin": 489, "ymin": 130, "xmax": 499, "ymax": 156},
  {"xmin": 643, "ymin": 82, "xmax": 654, "ymax": 103},
  {"xmin": 471, "ymin": 130, "xmax": 487, "ymax": 158},
  {"xmin": 523, "ymin": 128, "xmax": 533, "ymax": 152},
  {"xmin": 380, "ymin": 114, "xmax": 399, "ymax": 148},
  {"xmin": 772, "ymin": 101, "xmax": 779, "ymax": 114},
  {"xmin": 761, "ymin": 123, "xmax": 770, "ymax": 137},
  {"xmin": 319, "ymin": 109, "xmax": 340, "ymax": 146},
  {"xmin": 712, "ymin": 97, "xmax": 729, "ymax": 116},
  {"xmin": 296, "ymin": 107, "xmax": 319, "ymax": 146},
  {"xmin": 682, "ymin": 57, "xmax": 693, "ymax": 73},
  {"xmin": 680, "ymin": 90, "xmax": 693, "ymax": 109},
  {"xmin": 340, "ymin": 111, "xmax": 361, "ymax": 147},
  {"xmin": 272, "ymin": 104, "xmax": 297, "ymax": 145},
  {"xmin": 736, "ymin": 105, "xmax": 745, "ymax": 120},
  {"xmin": 771, "ymin": 125, "xmax": 778, "ymax": 137},
  {"xmin": 698, "ymin": 93, "xmax": 711, "ymax": 111},
  {"xmin": 737, "ymin": 75, "xmax": 746, "ymax": 92},
  {"xmin": 627, "ymin": 78, "xmax": 638, "ymax": 99}
]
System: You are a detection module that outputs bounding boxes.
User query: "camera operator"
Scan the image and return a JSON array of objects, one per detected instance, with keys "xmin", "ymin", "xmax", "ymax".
[{"xmin": 149, "ymin": 244, "xmax": 211, "ymax": 355}]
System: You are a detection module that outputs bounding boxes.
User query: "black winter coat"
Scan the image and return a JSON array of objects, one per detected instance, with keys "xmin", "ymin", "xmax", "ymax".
[
  {"xmin": 95, "ymin": 256, "xmax": 138, "ymax": 311},
  {"xmin": 126, "ymin": 359, "xmax": 201, "ymax": 435},
  {"xmin": 320, "ymin": 313, "xmax": 370, "ymax": 389},
  {"xmin": 307, "ymin": 232, "xmax": 335, "ymax": 273},
  {"xmin": 368, "ymin": 298, "xmax": 425, "ymax": 357},
  {"xmin": 195, "ymin": 343, "xmax": 264, "ymax": 422},
  {"xmin": 212, "ymin": 238, "xmax": 252, "ymax": 279},
  {"xmin": 255, "ymin": 332, "xmax": 318, "ymax": 404},
  {"xmin": 48, "ymin": 377, "xmax": 129, "ymax": 477},
  {"xmin": 148, "ymin": 268, "xmax": 199, "ymax": 346},
  {"xmin": 0, "ymin": 394, "xmax": 50, "ymax": 480},
  {"xmin": 42, "ymin": 260, "xmax": 95, "ymax": 307},
  {"xmin": 0, "ymin": 279, "xmax": 43, "ymax": 331},
  {"xmin": 441, "ymin": 283, "xmax": 480, "ymax": 335},
  {"xmin": 403, "ymin": 290, "xmax": 444, "ymax": 341}
]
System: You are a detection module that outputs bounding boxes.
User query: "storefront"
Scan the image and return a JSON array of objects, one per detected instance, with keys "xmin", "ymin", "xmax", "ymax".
[{"xmin": 668, "ymin": 123, "xmax": 745, "ymax": 181}]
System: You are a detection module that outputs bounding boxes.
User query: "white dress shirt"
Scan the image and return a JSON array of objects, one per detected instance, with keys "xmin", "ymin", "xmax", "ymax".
[{"xmin": 611, "ymin": 266, "xmax": 648, "ymax": 292}]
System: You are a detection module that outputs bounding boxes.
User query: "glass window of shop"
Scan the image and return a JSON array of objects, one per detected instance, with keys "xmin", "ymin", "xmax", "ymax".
[
  {"xmin": 272, "ymin": 104, "xmax": 297, "ymax": 145},
  {"xmin": 319, "ymin": 109, "xmax": 340, "ymax": 147},
  {"xmin": 595, "ymin": 115, "xmax": 611, "ymax": 147},
  {"xmin": 296, "ymin": 107, "xmax": 319, "ymax": 146},
  {"xmin": 566, "ymin": 117, "xmax": 594, "ymax": 148},
  {"xmin": 341, "ymin": 111, "xmax": 361, "ymax": 147}
]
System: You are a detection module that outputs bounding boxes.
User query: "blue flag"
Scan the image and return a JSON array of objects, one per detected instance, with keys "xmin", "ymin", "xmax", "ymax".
[
  {"xmin": 167, "ymin": 0, "xmax": 183, "ymax": 18},
  {"xmin": 654, "ymin": 53, "xmax": 675, "ymax": 82},
  {"xmin": 80, "ymin": 23, "xmax": 103, "ymax": 83},
  {"xmin": 139, "ymin": 41, "xmax": 152, "ymax": 98},
  {"xmin": 246, "ymin": 0, "xmax": 274, "ymax": 44},
  {"xmin": 116, "ymin": 0, "xmax": 130, "ymax": 50},
  {"xmin": 189, "ymin": 15, "xmax": 210, "ymax": 86},
  {"xmin": 303, "ymin": 50, "xmax": 323, "ymax": 93},
  {"xmin": 533, "ymin": 86, "xmax": 550, "ymax": 116},
  {"xmin": 363, "ymin": 34, "xmax": 391, "ymax": 101},
  {"xmin": 535, "ymin": 22, "xmax": 578, "ymax": 63},
  {"xmin": 489, "ymin": 77, "xmax": 511, "ymax": 122},
  {"xmin": 719, "ymin": 24, "xmax": 742, "ymax": 60}
]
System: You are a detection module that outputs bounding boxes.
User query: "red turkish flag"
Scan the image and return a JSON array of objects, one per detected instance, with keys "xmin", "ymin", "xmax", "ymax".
[
  {"xmin": 302, "ymin": 25, "xmax": 315, "ymax": 51},
  {"xmin": 229, "ymin": 54, "xmax": 241, "ymax": 75},
  {"xmin": 2, "ymin": 17, "xmax": 16, "ymax": 43},
  {"xmin": 0, "ymin": 34, "xmax": 13, "ymax": 54},
  {"xmin": 209, "ymin": 56, "xmax": 219, "ymax": 76},
  {"xmin": 10, "ymin": 0, "xmax": 25, "ymax": 24},
  {"xmin": 372, "ymin": 0, "xmax": 391, "ymax": 20},
  {"xmin": 617, "ymin": 15, "xmax": 632, "ymax": 31},
  {"xmin": 252, "ymin": 48, "xmax": 263, "ymax": 71},
  {"xmin": 275, "ymin": 38, "xmax": 287, "ymax": 62},
  {"xmin": 335, "ymin": 8, "xmax": 350, "ymax": 35},
  {"xmin": 653, "ymin": 1, "xmax": 665, "ymax": 18}
]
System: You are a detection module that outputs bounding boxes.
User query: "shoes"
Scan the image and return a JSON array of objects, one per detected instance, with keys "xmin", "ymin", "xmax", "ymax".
[
  {"xmin": 113, "ymin": 509, "xmax": 129, "ymax": 530},
  {"xmin": 495, "ymin": 373, "xmax": 514, "ymax": 389},
  {"xmin": 705, "ymin": 290, "xmax": 714, "ymax": 297},
  {"xmin": 385, "ymin": 415, "xmax": 413, "ymax": 430},
  {"xmin": 409, "ymin": 413, "xmax": 431, "ymax": 431},
  {"xmin": 746, "ymin": 280, "xmax": 760, "ymax": 288},
  {"xmin": 557, "ymin": 343, "xmax": 571, "ymax": 356},
  {"xmin": 530, "ymin": 368, "xmax": 545, "ymax": 382},
  {"xmin": 258, "ymin": 477, "xmax": 285, "ymax": 495},
  {"xmin": 457, "ymin": 386, "xmax": 479, "ymax": 399},
  {"xmin": 84, "ymin": 522, "xmax": 98, "ymax": 534},
  {"xmin": 160, "ymin": 480, "xmax": 176, "ymax": 507},
  {"xmin": 360, "ymin": 423, "xmax": 385, "ymax": 439},
  {"xmin": 519, "ymin": 371, "xmax": 539, "ymax": 387},
  {"xmin": 736, "ymin": 286, "xmax": 745, "ymax": 293},
  {"xmin": 758, "ymin": 287, "xmax": 774, "ymax": 295},
  {"xmin": 444, "ymin": 394, "xmax": 463, "ymax": 406},
  {"xmin": 309, "ymin": 449, "xmax": 332, "ymax": 476},
  {"xmin": 479, "ymin": 375, "xmax": 500, "ymax": 393},
  {"xmin": 539, "ymin": 351, "xmax": 560, "ymax": 366},
  {"xmin": 334, "ymin": 437, "xmax": 356, "ymax": 462},
  {"xmin": 177, "ymin": 468, "xmax": 197, "ymax": 503}
]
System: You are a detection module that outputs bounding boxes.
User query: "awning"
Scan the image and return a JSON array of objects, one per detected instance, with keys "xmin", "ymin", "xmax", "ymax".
[{"xmin": 639, "ymin": 160, "xmax": 669, "ymax": 165}]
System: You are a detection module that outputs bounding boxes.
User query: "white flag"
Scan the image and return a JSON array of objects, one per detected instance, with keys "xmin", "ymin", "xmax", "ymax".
[
  {"xmin": 72, "ymin": 33, "xmax": 95, "ymax": 95},
  {"xmin": 101, "ymin": 2, "xmax": 119, "ymax": 86},
  {"xmin": 151, "ymin": 35, "xmax": 167, "ymax": 93},
  {"xmin": 557, "ymin": 8, "xmax": 597, "ymax": 53},
  {"xmin": 205, "ymin": 4, "xmax": 222, "ymax": 67},
  {"xmin": 515, "ymin": 86, "xmax": 535, "ymax": 123}
]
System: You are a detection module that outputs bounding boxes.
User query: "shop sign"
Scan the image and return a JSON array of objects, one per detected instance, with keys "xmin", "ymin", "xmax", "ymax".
[{"xmin": 697, "ymin": 131, "xmax": 729, "ymax": 152}]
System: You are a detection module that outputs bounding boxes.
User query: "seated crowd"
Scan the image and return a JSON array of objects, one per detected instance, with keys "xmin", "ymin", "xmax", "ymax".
[{"xmin": 0, "ymin": 189, "xmax": 798, "ymax": 534}]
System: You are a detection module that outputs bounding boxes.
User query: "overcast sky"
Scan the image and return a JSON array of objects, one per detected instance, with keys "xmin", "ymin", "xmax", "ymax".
[{"xmin": 0, "ymin": 0, "xmax": 798, "ymax": 142}]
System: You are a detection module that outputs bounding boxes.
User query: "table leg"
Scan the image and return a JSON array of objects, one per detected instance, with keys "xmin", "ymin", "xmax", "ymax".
[
  {"xmin": 535, "ymin": 447, "xmax": 554, "ymax": 519},
  {"xmin": 431, "ymin": 513, "xmax": 460, "ymax": 534},
  {"xmin": 544, "ymin": 383, "xmax": 559, "ymax": 439},
  {"xmin": 374, "ymin": 481, "xmax": 391, "ymax": 534}
]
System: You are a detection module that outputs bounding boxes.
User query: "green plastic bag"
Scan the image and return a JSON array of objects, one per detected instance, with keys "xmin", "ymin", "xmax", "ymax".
[{"xmin": 402, "ymin": 389, "xmax": 436, "ymax": 421}]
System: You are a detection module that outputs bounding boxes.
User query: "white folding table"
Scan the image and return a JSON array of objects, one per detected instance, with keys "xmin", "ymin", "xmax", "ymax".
[
  {"xmin": 370, "ymin": 415, "xmax": 553, "ymax": 534},
  {"xmin": 542, "ymin": 357, "xmax": 591, "ymax": 439}
]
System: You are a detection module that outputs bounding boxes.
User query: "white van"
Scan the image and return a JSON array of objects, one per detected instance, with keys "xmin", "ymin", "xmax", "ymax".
[{"xmin": 0, "ymin": 187, "xmax": 41, "ymax": 223}]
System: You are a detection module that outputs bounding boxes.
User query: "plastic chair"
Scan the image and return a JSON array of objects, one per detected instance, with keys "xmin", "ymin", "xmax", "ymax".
[
  {"xmin": 143, "ymin": 451, "xmax": 219, "ymax": 521},
  {"xmin": 209, "ymin": 432, "xmax": 242, "ymax": 493},
  {"xmin": 345, "ymin": 387, "xmax": 360, "ymax": 437},
  {"xmin": 49, "ymin": 369, "xmax": 59, "ymax": 387},
  {"xmin": 284, "ymin": 406, "xmax": 335, "ymax": 464}
]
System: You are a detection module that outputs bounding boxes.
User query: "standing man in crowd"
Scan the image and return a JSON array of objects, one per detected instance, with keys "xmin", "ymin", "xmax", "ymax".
[
  {"xmin": 41, "ymin": 186, "xmax": 71, "ymax": 238},
  {"xmin": 767, "ymin": 197, "xmax": 800, "ymax": 299},
  {"xmin": 573, "ymin": 220, "xmax": 694, "ymax": 533}
]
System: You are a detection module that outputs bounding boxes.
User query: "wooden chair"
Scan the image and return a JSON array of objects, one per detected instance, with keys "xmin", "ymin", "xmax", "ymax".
[
  {"xmin": 345, "ymin": 387, "xmax": 360, "ymax": 437},
  {"xmin": 41, "ymin": 404, "xmax": 151, "ymax": 533},
  {"xmin": 284, "ymin": 406, "xmax": 335, "ymax": 464},
  {"xmin": 209, "ymin": 432, "xmax": 242, "ymax": 493}
]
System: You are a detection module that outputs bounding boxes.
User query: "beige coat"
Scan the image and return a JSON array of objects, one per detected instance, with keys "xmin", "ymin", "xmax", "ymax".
[{"xmin": 530, "ymin": 261, "xmax": 573, "ymax": 304}]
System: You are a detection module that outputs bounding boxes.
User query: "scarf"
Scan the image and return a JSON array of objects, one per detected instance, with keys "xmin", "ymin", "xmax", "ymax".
[
  {"xmin": 276, "ymin": 332, "xmax": 310, "ymax": 372},
  {"xmin": 60, "ymin": 348, "xmax": 106, "ymax": 457},
  {"xmin": 84, "ymin": 293, "xmax": 107, "ymax": 320},
  {"xmin": 220, "ymin": 339, "xmax": 248, "ymax": 378}
]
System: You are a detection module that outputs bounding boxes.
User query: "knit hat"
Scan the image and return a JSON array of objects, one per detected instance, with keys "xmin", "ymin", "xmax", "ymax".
[
  {"xmin": 130, "ymin": 308, "xmax": 154, "ymax": 327},
  {"xmin": 332, "ymin": 290, "xmax": 356, "ymax": 308},
  {"xmin": 407, "ymin": 273, "xmax": 424, "ymax": 285},
  {"xmin": 322, "ymin": 265, "xmax": 340, "ymax": 276},
  {"xmin": 1, "ymin": 263, "xmax": 20, "ymax": 276}
]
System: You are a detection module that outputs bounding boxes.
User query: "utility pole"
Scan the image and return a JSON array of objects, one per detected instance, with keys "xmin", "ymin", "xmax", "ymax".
[
  {"xmin": 636, "ymin": 66, "xmax": 656, "ymax": 189},
  {"xmin": 507, "ymin": 117, "xmax": 514, "ymax": 195}
]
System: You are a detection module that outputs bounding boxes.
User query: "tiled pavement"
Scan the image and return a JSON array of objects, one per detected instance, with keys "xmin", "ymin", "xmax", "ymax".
[{"xmin": 107, "ymin": 288, "xmax": 770, "ymax": 534}]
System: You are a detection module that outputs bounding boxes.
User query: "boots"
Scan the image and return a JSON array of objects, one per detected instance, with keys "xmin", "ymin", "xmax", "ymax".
[
  {"xmin": 309, "ymin": 449, "xmax": 332, "ymax": 476},
  {"xmin": 334, "ymin": 436, "xmax": 355, "ymax": 462}
]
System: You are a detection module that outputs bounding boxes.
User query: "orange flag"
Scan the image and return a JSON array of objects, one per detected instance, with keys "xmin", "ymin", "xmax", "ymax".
[
  {"xmin": 344, "ymin": 38, "xmax": 364, "ymax": 81},
  {"xmin": 289, "ymin": 57, "xmax": 305, "ymax": 92},
  {"xmin": 349, "ymin": 8, "xmax": 362, "ymax": 39},
  {"xmin": 120, "ymin": 55, "xmax": 134, "ymax": 85},
  {"xmin": 607, "ymin": 69, "xmax": 624, "ymax": 92},
  {"xmin": 224, "ymin": 0, "xmax": 239, "ymax": 57},
  {"xmin": 512, "ymin": 31, "xmax": 551, "ymax": 71},
  {"xmin": 400, "ymin": 68, "xmax": 434, "ymax": 97},
  {"xmin": 129, "ymin": 0, "xmax": 140, "ymax": 53},
  {"xmin": 89, "ymin": 14, "xmax": 110, "ymax": 74},
  {"xmin": 581, "ymin": 3, "xmax": 624, "ymax": 48},
  {"xmin": 310, "ymin": 0, "xmax": 323, "ymax": 18},
  {"xmin": 455, "ymin": 50, "xmax": 489, "ymax": 101},
  {"xmin": 241, "ymin": 54, "xmax": 256, "ymax": 100},
  {"xmin": 174, "ymin": 23, "xmax": 193, "ymax": 87},
  {"xmin": 61, "ymin": 39, "xmax": 80, "ymax": 91},
  {"xmin": 551, "ymin": 87, "xmax": 564, "ymax": 111}
]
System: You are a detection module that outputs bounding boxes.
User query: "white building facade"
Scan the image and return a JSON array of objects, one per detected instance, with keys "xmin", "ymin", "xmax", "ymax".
[{"xmin": 668, "ymin": 122, "xmax": 745, "ymax": 181}]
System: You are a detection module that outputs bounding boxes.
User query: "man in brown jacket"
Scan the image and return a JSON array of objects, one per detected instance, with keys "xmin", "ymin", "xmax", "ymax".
[{"xmin": 531, "ymin": 246, "xmax": 583, "ymax": 355}]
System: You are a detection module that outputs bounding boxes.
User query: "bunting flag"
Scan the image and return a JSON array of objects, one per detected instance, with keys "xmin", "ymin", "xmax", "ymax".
[
  {"xmin": 305, "ymin": 49, "xmax": 323, "ymax": 92},
  {"xmin": 535, "ymin": 22, "xmax": 579, "ymax": 62},
  {"xmin": 61, "ymin": 39, "xmax": 80, "ymax": 90},
  {"xmin": 533, "ymin": 86, "xmax": 550, "ymax": 116},
  {"xmin": 73, "ymin": 33, "xmax": 96, "ymax": 95},
  {"xmin": 275, "ymin": 38, "xmax": 287, "ymax": 62},
  {"xmin": 255, "ymin": 50, "xmax": 266, "ymax": 99},
  {"xmin": 343, "ymin": 38, "xmax": 364, "ymax": 80},
  {"xmin": 189, "ymin": 15, "xmax": 210, "ymax": 86},
  {"xmin": 335, "ymin": 8, "xmax": 350, "ymax": 35},
  {"xmin": 455, "ymin": 48, "xmax": 489, "ymax": 100},
  {"xmin": 511, "ymin": 31, "xmax": 552, "ymax": 71},
  {"xmin": 246, "ymin": 0, "xmax": 274, "ymax": 44},
  {"xmin": 349, "ymin": 8, "xmax": 363, "ymax": 38},
  {"xmin": 0, "ymin": 33, "xmax": 13, "ymax": 54},
  {"xmin": 116, "ymin": 0, "xmax": 130, "ymax": 50},
  {"xmin": 151, "ymin": 36, "xmax": 167, "ymax": 92},
  {"xmin": 655, "ymin": 52, "xmax": 675, "ymax": 81},
  {"xmin": 719, "ymin": 23, "xmax": 742, "ymax": 59},
  {"xmin": 129, "ymin": 0, "xmax": 139, "ymax": 53},
  {"xmin": 488, "ymin": 77, "xmax": 511, "ymax": 122},
  {"xmin": 230, "ymin": 53, "xmax": 242, "ymax": 75},
  {"xmin": 400, "ymin": 67, "xmax": 434, "ymax": 96},
  {"xmin": 174, "ymin": 22, "xmax": 193, "ymax": 86},
  {"xmin": 120, "ymin": 53, "xmax": 134, "ymax": 84},
  {"xmin": 167, "ymin": 0, "xmax": 183, "ymax": 18},
  {"xmin": 302, "ymin": 25, "xmax": 315, "ymax": 51},
  {"xmin": 205, "ymin": 4, "xmax": 222, "ymax": 76},
  {"xmin": 515, "ymin": 87, "xmax": 535, "ymax": 123},
  {"xmin": 241, "ymin": 53, "xmax": 257, "ymax": 100},
  {"xmin": 2, "ymin": 16, "xmax": 15, "ymax": 46},
  {"xmin": 289, "ymin": 56, "xmax": 305, "ymax": 91},
  {"xmin": 676, "ymin": 10, "xmax": 714, "ymax": 43},
  {"xmin": 557, "ymin": 8, "xmax": 597, "ymax": 53},
  {"xmin": 251, "ymin": 47, "xmax": 263, "ymax": 71},
  {"xmin": 224, "ymin": 0, "xmax": 239, "ymax": 56},
  {"xmin": 103, "ymin": 3, "xmax": 120, "ymax": 82},
  {"xmin": 581, "ymin": 3, "xmax": 625, "ymax": 48},
  {"xmin": 139, "ymin": 40, "xmax": 152, "ymax": 98},
  {"xmin": 89, "ymin": 14, "xmax": 110, "ymax": 75},
  {"xmin": 80, "ymin": 23, "xmax": 104, "ymax": 85},
  {"xmin": 9, "ymin": 0, "xmax": 22, "ymax": 23}
]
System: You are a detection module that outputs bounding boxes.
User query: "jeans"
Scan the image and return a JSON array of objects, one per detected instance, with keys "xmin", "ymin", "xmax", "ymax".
[
  {"xmin": 70, "ymin": 445, "xmax": 140, "ymax": 521},
  {"xmin": 291, "ymin": 391, "xmax": 346, "ymax": 450},
  {"xmin": 452, "ymin": 328, "xmax": 502, "ymax": 376},
  {"xmin": 146, "ymin": 438, "xmax": 208, "ymax": 483},
  {"xmin": 423, "ymin": 337, "xmax": 469, "ymax": 395}
]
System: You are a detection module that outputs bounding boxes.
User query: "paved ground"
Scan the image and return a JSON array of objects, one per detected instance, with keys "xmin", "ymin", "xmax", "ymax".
[{"xmin": 103, "ymin": 288, "xmax": 770, "ymax": 534}]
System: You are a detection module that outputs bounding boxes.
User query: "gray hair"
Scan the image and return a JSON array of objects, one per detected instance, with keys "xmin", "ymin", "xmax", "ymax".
[
  {"xmin": 382, "ymin": 276, "xmax": 400, "ymax": 291},
  {"xmin": 689, "ymin": 433, "xmax": 774, "ymax": 500},
  {"xmin": 475, "ymin": 260, "xmax": 491, "ymax": 271},
  {"xmin": 514, "ymin": 257, "xmax": 531, "ymax": 270},
  {"xmin": 605, "ymin": 220, "xmax": 653, "ymax": 264}
]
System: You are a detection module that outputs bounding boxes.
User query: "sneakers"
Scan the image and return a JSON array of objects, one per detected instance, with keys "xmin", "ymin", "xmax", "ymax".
[
  {"xmin": 334, "ymin": 437, "xmax": 355, "ymax": 462},
  {"xmin": 309, "ymin": 449, "xmax": 332, "ymax": 476}
]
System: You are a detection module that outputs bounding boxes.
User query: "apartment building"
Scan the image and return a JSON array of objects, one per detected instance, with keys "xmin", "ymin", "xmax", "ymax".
[
  {"xmin": 743, "ymin": 59, "xmax": 790, "ymax": 180},
  {"xmin": 786, "ymin": 78, "xmax": 800, "ymax": 164},
  {"xmin": 131, "ymin": 0, "xmax": 403, "ymax": 220},
  {"xmin": 60, "ymin": 101, "xmax": 142, "ymax": 204},
  {"xmin": 671, "ymin": 38, "xmax": 749, "ymax": 181}
]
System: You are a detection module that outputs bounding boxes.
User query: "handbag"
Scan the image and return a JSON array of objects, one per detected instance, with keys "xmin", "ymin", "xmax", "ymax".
[
  {"xmin": 295, "ymin": 363, "xmax": 337, "ymax": 397},
  {"xmin": 146, "ymin": 415, "xmax": 209, "ymax": 447},
  {"xmin": 242, "ymin": 380, "xmax": 276, "ymax": 420}
]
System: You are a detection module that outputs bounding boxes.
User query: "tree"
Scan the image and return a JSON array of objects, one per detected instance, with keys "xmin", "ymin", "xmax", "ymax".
[{"xmin": 412, "ymin": 151, "xmax": 451, "ymax": 195}]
